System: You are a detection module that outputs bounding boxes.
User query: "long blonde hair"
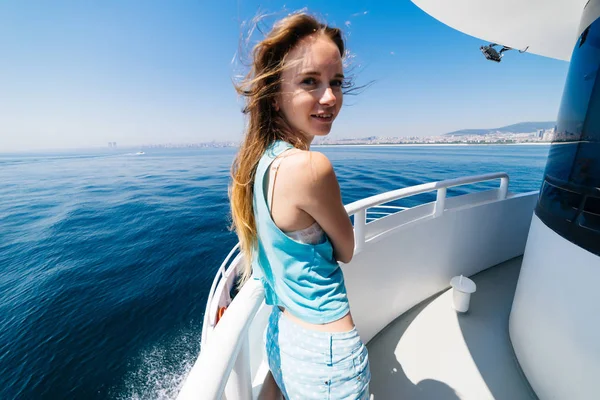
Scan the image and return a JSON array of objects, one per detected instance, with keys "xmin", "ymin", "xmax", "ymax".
[{"xmin": 230, "ymin": 12, "xmax": 346, "ymax": 286}]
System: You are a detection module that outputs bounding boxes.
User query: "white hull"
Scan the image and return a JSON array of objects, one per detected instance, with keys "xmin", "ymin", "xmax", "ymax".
[{"xmin": 510, "ymin": 215, "xmax": 600, "ymax": 398}]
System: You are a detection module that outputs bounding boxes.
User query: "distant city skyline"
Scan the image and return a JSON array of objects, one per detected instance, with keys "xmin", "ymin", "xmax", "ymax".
[
  {"xmin": 0, "ymin": 1, "xmax": 569, "ymax": 152},
  {"xmin": 97, "ymin": 121, "xmax": 557, "ymax": 149},
  {"xmin": 1, "ymin": 118, "xmax": 560, "ymax": 153}
]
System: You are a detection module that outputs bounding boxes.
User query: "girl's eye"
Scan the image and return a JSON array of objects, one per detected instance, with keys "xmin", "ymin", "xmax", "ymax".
[
  {"xmin": 331, "ymin": 80, "xmax": 343, "ymax": 87},
  {"xmin": 301, "ymin": 77, "xmax": 317, "ymax": 85}
]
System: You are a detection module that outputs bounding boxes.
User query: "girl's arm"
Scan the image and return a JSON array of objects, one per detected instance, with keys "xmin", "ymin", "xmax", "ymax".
[{"xmin": 296, "ymin": 151, "xmax": 354, "ymax": 263}]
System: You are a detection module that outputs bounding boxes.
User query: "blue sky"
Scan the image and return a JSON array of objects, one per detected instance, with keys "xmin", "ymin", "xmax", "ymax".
[{"xmin": 0, "ymin": 0, "xmax": 570, "ymax": 151}]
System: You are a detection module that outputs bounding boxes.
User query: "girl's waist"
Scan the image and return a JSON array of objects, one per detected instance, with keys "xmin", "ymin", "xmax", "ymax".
[{"xmin": 278, "ymin": 306, "xmax": 355, "ymax": 334}]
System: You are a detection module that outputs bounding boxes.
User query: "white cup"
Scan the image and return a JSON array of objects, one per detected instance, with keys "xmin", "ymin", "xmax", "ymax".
[{"xmin": 450, "ymin": 275, "xmax": 476, "ymax": 313}]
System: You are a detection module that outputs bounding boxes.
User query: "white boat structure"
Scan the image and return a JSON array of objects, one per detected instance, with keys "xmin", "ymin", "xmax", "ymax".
[{"xmin": 177, "ymin": 0, "xmax": 600, "ymax": 398}]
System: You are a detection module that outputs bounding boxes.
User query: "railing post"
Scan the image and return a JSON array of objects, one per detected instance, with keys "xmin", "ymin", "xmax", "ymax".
[
  {"xmin": 354, "ymin": 209, "xmax": 366, "ymax": 253},
  {"xmin": 224, "ymin": 335, "xmax": 252, "ymax": 400},
  {"xmin": 434, "ymin": 188, "xmax": 446, "ymax": 217},
  {"xmin": 499, "ymin": 176, "xmax": 509, "ymax": 200}
]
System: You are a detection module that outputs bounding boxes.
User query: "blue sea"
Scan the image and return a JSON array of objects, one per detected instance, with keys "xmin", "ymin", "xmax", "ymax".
[{"xmin": 0, "ymin": 145, "xmax": 549, "ymax": 399}]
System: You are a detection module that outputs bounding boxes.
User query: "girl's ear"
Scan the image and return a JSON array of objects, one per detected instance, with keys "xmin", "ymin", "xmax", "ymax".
[{"xmin": 273, "ymin": 100, "xmax": 280, "ymax": 112}]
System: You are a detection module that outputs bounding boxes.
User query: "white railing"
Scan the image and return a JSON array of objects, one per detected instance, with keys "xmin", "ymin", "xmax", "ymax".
[
  {"xmin": 178, "ymin": 172, "xmax": 509, "ymax": 400},
  {"xmin": 178, "ymin": 278, "xmax": 264, "ymax": 400},
  {"xmin": 346, "ymin": 172, "xmax": 509, "ymax": 253},
  {"xmin": 202, "ymin": 243, "xmax": 241, "ymax": 345}
]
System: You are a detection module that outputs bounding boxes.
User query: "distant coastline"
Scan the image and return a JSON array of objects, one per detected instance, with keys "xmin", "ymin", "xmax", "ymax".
[
  {"xmin": 1, "ymin": 142, "xmax": 555, "ymax": 154},
  {"xmin": 315, "ymin": 142, "xmax": 552, "ymax": 148}
]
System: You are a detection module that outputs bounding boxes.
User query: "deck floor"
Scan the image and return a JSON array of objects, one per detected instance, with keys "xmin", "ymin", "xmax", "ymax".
[{"xmin": 366, "ymin": 257, "xmax": 538, "ymax": 400}]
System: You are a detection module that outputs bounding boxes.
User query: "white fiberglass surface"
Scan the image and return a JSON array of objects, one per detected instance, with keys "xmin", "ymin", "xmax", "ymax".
[{"xmin": 367, "ymin": 257, "xmax": 536, "ymax": 400}]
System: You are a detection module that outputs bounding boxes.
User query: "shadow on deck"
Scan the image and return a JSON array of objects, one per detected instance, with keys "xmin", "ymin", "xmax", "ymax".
[{"xmin": 367, "ymin": 256, "xmax": 538, "ymax": 400}]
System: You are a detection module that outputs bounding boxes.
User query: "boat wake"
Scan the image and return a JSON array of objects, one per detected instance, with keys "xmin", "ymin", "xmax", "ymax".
[{"xmin": 116, "ymin": 331, "xmax": 199, "ymax": 400}]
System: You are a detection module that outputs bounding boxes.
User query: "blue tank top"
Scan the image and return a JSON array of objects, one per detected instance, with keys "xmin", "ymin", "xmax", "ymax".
[{"xmin": 251, "ymin": 140, "xmax": 350, "ymax": 324}]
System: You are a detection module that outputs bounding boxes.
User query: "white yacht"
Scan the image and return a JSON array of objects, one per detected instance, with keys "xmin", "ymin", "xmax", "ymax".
[{"xmin": 177, "ymin": 0, "xmax": 600, "ymax": 398}]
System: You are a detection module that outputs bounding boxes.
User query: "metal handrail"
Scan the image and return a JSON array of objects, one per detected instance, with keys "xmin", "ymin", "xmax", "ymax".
[
  {"xmin": 370, "ymin": 205, "xmax": 409, "ymax": 210},
  {"xmin": 345, "ymin": 172, "xmax": 509, "ymax": 252}
]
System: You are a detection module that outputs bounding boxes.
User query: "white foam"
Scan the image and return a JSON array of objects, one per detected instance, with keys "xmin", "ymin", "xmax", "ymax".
[{"xmin": 117, "ymin": 330, "xmax": 199, "ymax": 400}]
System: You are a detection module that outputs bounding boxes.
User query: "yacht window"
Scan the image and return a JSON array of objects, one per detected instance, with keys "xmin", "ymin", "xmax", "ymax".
[{"xmin": 536, "ymin": 15, "xmax": 600, "ymax": 255}]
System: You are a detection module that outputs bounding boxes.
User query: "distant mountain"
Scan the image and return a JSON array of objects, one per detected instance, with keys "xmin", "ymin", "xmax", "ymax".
[{"xmin": 445, "ymin": 122, "xmax": 556, "ymax": 136}]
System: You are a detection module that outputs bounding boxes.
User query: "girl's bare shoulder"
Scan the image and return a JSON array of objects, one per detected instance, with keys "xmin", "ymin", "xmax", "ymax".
[{"xmin": 278, "ymin": 149, "xmax": 334, "ymax": 185}]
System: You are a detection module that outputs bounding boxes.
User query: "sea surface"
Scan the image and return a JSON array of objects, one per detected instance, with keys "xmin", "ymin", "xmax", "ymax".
[{"xmin": 0, "ymin": 145, "xmax": 549, "ymax": 399}]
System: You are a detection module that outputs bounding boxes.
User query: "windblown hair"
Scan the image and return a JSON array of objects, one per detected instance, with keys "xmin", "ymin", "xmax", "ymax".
[{"xmin": 230, "ymin": 12, "xmax": 346, "ymax": 286}]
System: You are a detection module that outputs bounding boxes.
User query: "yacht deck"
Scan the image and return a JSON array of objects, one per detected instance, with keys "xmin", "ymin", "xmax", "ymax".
[{"xmin": 366, "ymin": 257, "xmax": 538, "ymax": 400}]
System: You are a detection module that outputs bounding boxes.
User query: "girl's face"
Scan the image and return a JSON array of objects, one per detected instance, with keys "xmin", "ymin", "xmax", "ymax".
[{"xmin": 277, "ymin": 35, "xmax": 344, "ymax": 142}]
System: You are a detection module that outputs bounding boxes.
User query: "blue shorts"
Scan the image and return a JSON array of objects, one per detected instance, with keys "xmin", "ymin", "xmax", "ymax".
[{"xmin": 265, "ymin": 306, "xmax": 371, "ymax": 400}]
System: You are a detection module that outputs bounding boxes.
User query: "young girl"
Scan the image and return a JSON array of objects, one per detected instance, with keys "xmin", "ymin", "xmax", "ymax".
[{"xmin": 230, "ymin": 11, "xmax": 370, "ymax": 400}]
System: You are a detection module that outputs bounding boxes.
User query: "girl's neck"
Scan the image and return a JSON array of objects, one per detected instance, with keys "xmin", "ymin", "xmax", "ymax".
[{"xmin": 296, "ymin": 132, "xmax": 313, "ymax": 150}]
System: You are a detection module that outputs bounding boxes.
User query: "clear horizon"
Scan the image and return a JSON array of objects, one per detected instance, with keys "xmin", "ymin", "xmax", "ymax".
[{"xmin": 0, "ymin": 1, "xmax": 569, "ymax": 152}]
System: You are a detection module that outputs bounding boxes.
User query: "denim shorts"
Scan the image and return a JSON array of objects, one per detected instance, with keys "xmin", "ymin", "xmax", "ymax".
[{"xmin": 265, "ymin": 306, "xmax": 371, "ymax": 400}]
